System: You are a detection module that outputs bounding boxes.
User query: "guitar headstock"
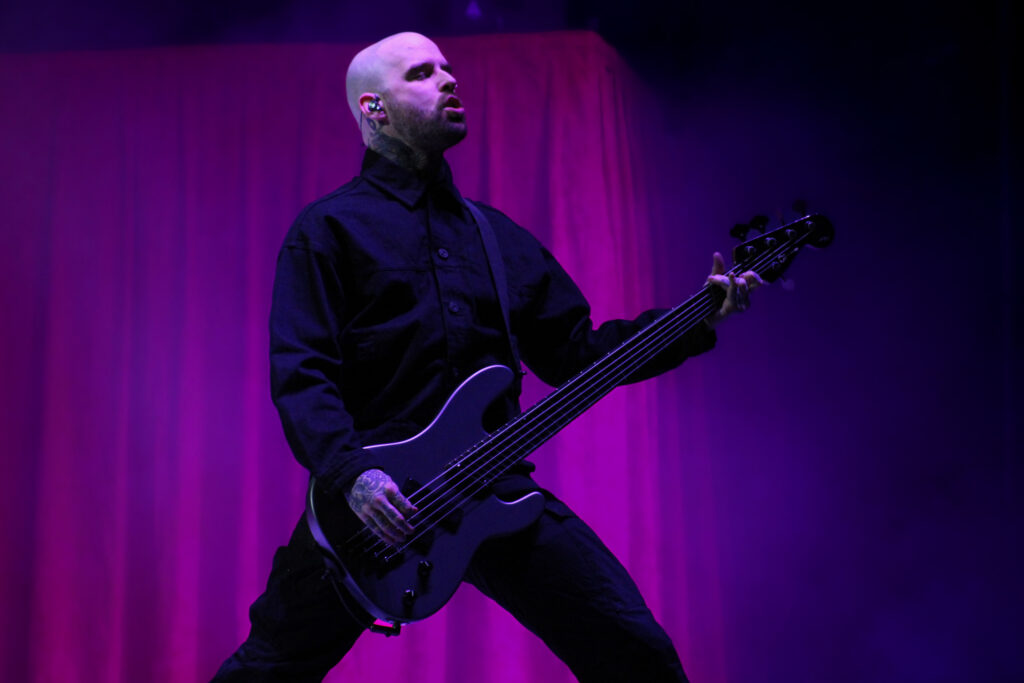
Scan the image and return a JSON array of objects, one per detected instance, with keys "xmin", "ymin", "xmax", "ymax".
[{"xmin": 731, "ymin": 213, "xmax": 834, "ymax": 283}]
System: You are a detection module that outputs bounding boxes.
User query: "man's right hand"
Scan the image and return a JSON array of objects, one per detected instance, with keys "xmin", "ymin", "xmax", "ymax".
[{"xmin": 344, "ymin": 468, "xmax": 418, "ymax": 545}]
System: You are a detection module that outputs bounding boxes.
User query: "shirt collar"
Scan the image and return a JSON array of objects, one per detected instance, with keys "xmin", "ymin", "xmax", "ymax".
[{"xmin": 359, "ymin": 148, "xmax": 463, "ymax": 209}]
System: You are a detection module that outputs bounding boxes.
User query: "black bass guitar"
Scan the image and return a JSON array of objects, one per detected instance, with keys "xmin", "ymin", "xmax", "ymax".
[{"xmin": 307, "ymin": 213, "xmax": 834, "ymax": 633}]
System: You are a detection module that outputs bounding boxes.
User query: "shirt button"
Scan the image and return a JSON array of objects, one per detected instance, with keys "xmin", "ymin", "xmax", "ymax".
[
  {"xmin": 437, "ymin": 248, "xmax": 450, "ymax": 260},
  {"xmin": 447, "ymin": 301, "xmax": 461, "ymax": 314}
]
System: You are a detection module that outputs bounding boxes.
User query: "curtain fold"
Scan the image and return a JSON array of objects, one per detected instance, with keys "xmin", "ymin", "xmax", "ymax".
[{"xmin": 0, "ymin": 32, "xmax": 724, "ymax": 683}]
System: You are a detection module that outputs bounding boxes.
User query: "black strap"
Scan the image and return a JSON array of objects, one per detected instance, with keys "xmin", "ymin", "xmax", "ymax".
[{"xmin": 463, "ymin": 199, "xmax": 522, "ymax": 377}]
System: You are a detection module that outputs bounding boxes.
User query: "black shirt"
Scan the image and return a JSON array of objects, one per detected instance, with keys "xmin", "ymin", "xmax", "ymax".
[{"xmin": 269, "ymin": 149, "xmax": 716, "ymax": 497}]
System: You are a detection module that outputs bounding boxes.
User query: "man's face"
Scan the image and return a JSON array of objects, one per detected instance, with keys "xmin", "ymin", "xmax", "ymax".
[{"xmin": 378, "ymin": 35, "xmax": 467, "ymax": 153}]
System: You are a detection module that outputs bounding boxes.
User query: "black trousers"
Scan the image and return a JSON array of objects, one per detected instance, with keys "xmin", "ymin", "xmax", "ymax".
[{"xmin": 212, "ymin": 494, "xmax": 688, "ymax": 682}]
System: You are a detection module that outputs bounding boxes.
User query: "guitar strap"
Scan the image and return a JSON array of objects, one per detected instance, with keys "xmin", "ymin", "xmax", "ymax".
[{"xmin": 463, "ymin": 199, "xmax": 524, "ymax": 385}]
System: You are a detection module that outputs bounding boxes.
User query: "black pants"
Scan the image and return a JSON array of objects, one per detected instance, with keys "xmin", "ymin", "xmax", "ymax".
[{"xmin": 212, "ymin": 494, "xmax": 688, "ymax": 682}]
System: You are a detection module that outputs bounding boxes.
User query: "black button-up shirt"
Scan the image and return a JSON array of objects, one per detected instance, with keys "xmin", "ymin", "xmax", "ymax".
[{"xmin": 269, "ymin": 150, "xmax": 716, "ymax": 497}]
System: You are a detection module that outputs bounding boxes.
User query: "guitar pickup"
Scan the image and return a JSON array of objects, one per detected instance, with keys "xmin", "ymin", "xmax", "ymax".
[{"xmin": 439, "ymin": 508, "xmax": 463, "ymax": 534}]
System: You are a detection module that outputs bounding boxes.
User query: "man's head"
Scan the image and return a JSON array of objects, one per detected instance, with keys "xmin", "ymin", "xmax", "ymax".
[{"xmin": 346, "ymin": 32, "xmax": 466, "ymax": 159}]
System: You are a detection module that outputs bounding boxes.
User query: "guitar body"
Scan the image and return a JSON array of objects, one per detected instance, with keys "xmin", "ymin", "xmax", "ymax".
[{"xmin": 306, "ymin": 365, "xmax": 545, "ymax": 625}]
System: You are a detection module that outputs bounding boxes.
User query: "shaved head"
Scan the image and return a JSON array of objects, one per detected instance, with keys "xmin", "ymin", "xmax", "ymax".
[
  {"xmin": 345, "ymin": 32, "xmax": 441, "ymax": 124},
  {"xmin": 343, "ymin": 32, "xmax": 466, "ymax": 165}
]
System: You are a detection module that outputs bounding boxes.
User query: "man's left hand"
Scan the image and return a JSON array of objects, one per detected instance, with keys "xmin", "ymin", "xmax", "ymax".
[{"xmin": 705, "ymin": 251, "xmax": 765, "ymax": 329}]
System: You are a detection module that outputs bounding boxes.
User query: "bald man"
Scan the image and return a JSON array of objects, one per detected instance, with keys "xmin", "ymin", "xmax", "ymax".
[{"xmin": 212, "ymin": 32, "xmax": 758, "ymax": 682}]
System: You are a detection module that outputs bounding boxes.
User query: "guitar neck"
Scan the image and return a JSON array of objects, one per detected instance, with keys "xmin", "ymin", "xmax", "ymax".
[{"xmin": 452, "ymin": 212, "xmax": 834, "ymax": 493}]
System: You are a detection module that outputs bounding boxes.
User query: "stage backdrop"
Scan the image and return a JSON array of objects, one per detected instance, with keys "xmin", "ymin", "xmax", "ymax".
[{"xmin": 0, "ymin": 33, "xmax": 730, "ymax": 682}]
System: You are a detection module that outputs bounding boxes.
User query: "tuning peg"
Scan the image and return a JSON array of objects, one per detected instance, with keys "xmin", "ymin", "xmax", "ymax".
[
  {"xmin": 749, "ymin": 215, "xmax": 770, "ymax": 234},
  {"xmin": 730, "ymin": 223, "xmax": 750, "ymax": 240},
  {"xmin": 792, "ymin": 199, "xmax": 808, "ymax": 216}
]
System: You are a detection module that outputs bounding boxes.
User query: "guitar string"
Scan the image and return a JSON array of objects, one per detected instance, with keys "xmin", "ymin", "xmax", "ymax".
[
  {"xmin": 352, "ymin": 235, "xmax": 801, "ymax": 558},
  {"xmin": 351, "ymin": 232, "xmax": 803, "ymax": 557},
  {"xmin": 347, "ymin": 226, "xmax": 814, "ymax": 556}
]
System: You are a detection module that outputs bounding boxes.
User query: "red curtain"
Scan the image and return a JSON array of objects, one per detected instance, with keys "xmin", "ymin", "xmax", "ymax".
[{"xmin": 0, "ymin": 32, "xmax": 725, "ymax": 682}]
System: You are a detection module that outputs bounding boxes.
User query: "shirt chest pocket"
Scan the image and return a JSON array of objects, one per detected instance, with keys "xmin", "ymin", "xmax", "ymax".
[{"xmin": 342, "ymin": 267, "xmax": 436, "ymax": 331}]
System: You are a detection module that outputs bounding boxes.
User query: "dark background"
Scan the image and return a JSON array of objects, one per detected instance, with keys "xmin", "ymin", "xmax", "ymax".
[{"xmin": 2, "ymin": 1, "xmax": 1018, "ymax": 681}]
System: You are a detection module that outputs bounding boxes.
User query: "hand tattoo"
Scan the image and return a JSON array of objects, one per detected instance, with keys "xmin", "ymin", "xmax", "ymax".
[
  {"xmin": 345, "ymin": 469, "xmax": 417, "ymax": 545},
  {"xmin": 345, "ymin": 469, "xmax": 389, "ymax": 513}
]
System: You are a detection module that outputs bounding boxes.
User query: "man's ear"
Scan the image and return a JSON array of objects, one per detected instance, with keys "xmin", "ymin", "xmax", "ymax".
[{"xmin": 359, "ymin": 93, "xmax": 386, "ymax": 123}]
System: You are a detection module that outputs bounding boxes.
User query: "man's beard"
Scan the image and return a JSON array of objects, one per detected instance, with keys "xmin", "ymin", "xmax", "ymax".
[{"xmin": 387, "ymin": 100, "xmax": 467, "ymax": 153}]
